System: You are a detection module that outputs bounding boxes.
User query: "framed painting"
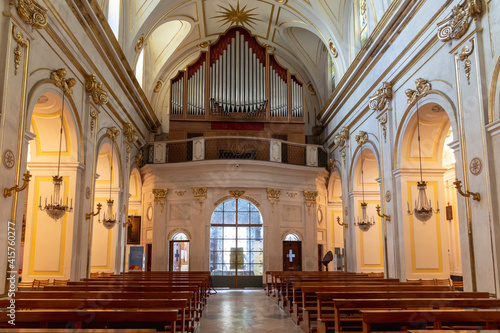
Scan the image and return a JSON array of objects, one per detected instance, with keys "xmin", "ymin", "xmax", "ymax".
[{"xmin": 127, "ymin": 216, "xmax": 141, "ymax": 244}]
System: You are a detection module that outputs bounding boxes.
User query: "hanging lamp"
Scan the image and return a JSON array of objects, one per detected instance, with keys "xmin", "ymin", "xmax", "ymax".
[
  {"xmin": 407, "ymin": 100, "xmax": 440, "ymax": 222},
  {"xmin": 354, "ymin": 144, "xmax": 375, "ymax": 232},
  {"xmin": 38, "ymin": 93, "xmax": 73, "ymax": 220},
  {"xmin": 100, "ymin": 140, "xmax": 117, "ymax": 229}
]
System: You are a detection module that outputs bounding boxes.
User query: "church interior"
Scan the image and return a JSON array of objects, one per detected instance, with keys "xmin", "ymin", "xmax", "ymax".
[{"xmin": 2, "ymin": 0, "xmax": 500, "ymax": 331}]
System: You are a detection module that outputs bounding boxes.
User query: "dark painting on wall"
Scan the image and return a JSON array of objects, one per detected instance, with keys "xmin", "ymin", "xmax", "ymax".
[{"xmin": 127, "ymin": 216, "xmax": 141, "ymax": 244}]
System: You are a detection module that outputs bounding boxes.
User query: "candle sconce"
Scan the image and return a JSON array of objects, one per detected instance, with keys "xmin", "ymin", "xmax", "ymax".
[
  {"xmin": 86, "ymin": 203, "xmax": 102, "ymax": 220},
  {"xmin": 4, "ymin": 171, "xmax": 31, "ymax": 197},
  {"xmin": 453, "ymin": 178, "xmax": 480, "ymax": 202},
  {"xmin": 375, "ymin": 204, "xmax": 391, "ymax": 222},
  {"xmin": 337, "ymin": 216, "xmax": 348, "ymax": 228}
]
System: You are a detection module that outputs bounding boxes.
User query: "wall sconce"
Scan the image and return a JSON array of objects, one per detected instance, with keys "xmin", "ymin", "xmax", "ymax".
[
  {"xmin": 123, "ymin": 213, "xmax": 134, "ymax": 228},
  {"xmin": 453, "ymin": 178, "xmax": 480, "ymax": 201},
  {"xmin": 85, "ymin": 202, "xmax": 102, "ymax": 220},
  {"xmin": 192, "ymin": 187, "xmax": 207, "ymax": 211},
  {"xmin": 337, "ymin": 216, "xmax": 348, "ymax": 228},
  {"xmin": 152, "ymin": 188, "xmax": 168, "ymax": 212},
  {"xmin": 266, "ymin": 188, "xmax": 281, "ymax": 213},
  {"xmin": 4, "ymin": 171, "xmax": 31, "ymax": 197},
  {"xmin": 375, "ymin": 204, "xmax": 391, "ymax": 222},
  {"xmin": 303, "ymin": 190, "xmax": 318, "ymax": 214}
]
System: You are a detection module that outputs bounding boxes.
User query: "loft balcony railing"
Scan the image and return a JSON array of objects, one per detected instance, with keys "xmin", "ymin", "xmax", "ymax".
[{"xmin": 140, "ymin": 136, "xmax": 327, "ymax": 168}]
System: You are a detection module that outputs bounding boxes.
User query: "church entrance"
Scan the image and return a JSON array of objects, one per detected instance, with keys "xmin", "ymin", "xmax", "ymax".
[{"xmin": 210, "ymin": 198, "xmax": 263, "ymax": 288}]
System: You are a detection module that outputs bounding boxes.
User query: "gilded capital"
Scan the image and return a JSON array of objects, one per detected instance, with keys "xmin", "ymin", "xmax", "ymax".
[
  {"xmin": 303, "ymin": 191, "xmax": 318, "ymax": 204},
  {"xmin": 17, "ymin": 0, "xmax": 48, "ymax": 29},
  {"xmin": 369, "ymin": 82, "xmax": 392, "ymax": 111},
  {"xmin": 123, "ymin": 123, "xmax": 138, "ymax": 143},
  {"xmin": 51, "ymin": 68, "xmax": 76, "ymax": 96},
  {"xmin": 266, "ymin": 188, "xmax": 281, "ymax": 201},
  {"xmin": 437, "ymin": 0, "xmax": 481, "ymax": 42},
  {"xmin": 334, "ymin": 126, "xmax": 349, "ymax": 147},
  {"xmin": 153, "ymin": 188, "xmax": 168, "ymax": 200},
  {"xmin": 192, "ymin": 187, "xmax": 208, "ymax": 200},
  {"xmin": 106, "ymin": 126, "xmax": 120, "ymax": 142},
  {"xmin": 85, "ymin": 74, "xmax": 108, "ymax": 105},
  {"xmin": 405, "ymin": 78, "xmax": 431, "ymax": 105},
  {"xmin": 355, "ymin": 131, "xmax": 368, "ymax": 146}
]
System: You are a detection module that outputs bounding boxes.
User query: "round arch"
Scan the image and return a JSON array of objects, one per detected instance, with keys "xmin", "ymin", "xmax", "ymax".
[{"xmin": 348, "ymin": 139, "xmax": 381, "ymax": 193}]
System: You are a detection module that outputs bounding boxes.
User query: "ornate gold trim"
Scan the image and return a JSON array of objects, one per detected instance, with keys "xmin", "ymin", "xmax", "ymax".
[
  {"xmin": 123, "ymin": 123, "xmax": 138, "ymax": 143},
  {"xmin": 379, "ymin": 115, "xmax": 388, "ymax": 143},
  {"xmin": 334, "ymin": 126, "xmax": 349, "ymax": 147},
  {"xmin": 192, "ymin": 187, "xmax": 208, "ymax": 200},
  {"xmin": 12, "ymin": 26, "xmax": 27, "ymax": 76},
  {"xmin": 405, "ymin": 78, "xmax": 431, "ymax": 105},
  {"xmin": 355, "ymin": 131, "xmax": 368, "ymax": 146},
  {"xmin": 106, "ymin": 126, "xmax": 120, "ymax": 142},
  {"xmin": 175, "ymin": 190, "xmax": 186, "ymax": 196},
  {"xmin": 85, "ymin": 74, "xmax": 109, "ymax": 105},
  {"xmin": 135, "ymin": 35, "xmax": 144, "ymax": 53},
  {"xmin": 327, "ymin": 159, "xmax": 335, "ymax": 172},
  {"xmin": 153, "ymin": 188, "xmax": 168, "ymax": 213},
  {"xmin": 303, "ymin": 190, "xmax": 318, "ymax": 214},
  {"xmin": 17, "ymin": 0, "xmax": 48, "ymax": 29},
  {"xmin": 229, "ymin": 190, "xmax": 245, "ymax": 198},
  {"xmin": 135, "ymin": 154, "xmax": 143, "ymax": 168},
  {"xmin": 307, "ymin": 82, "xmax": 316, "ymax": 96},
  {"xmin": 153, "ymin": 80, "xmax": 163, "ymax": 92},
  {"xmin": 90, "ymin": 109, "xmax": 98, "ymax": 133},
  {"xmin": 437, "ymin": 0, "xmax": 481, "ymax": 42},
  {"xmin": 266, "ymin": 188, "xmax": 281, "ymax": 213},
  {"xmin": 126, "ymin": 145, "xmax": 131, "ymax": 164},
  {"xmin": 341, "ymin": 151, "xmax": 346, "ymax": 166},
  {"xmin": 197, "ymin": 41, "xmax": 210, "ymax": 49},
  {"xmin": 457, "ymin": 39, "xmax": 474, "ymax": 85},
  {"xmin": 369, "ymin": 82, "xmax": 392, "ymax": 111},
  {"xmin": 329, "ymin": 41, "xmax": 338, "ymax": 58},
  {"xmin": 51, "ymin": 68, "xmax": 76, "ymax": 96},
  {"xmin": 286, "ymin": 192, "xmax": 297, "ymax": 198}
]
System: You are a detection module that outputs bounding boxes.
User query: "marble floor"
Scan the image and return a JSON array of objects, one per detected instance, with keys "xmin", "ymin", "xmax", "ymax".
[{"xmin": 197, "ymin": 289, "xmax": 304, "ymax": 333}]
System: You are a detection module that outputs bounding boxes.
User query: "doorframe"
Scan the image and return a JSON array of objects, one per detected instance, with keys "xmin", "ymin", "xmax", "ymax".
[{"xmin": 169, "ymin": 240, "xmax": 190, "ymax": 271}]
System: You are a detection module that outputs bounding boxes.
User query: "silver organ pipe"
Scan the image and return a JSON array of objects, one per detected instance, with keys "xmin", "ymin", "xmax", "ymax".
[
  {"xmin": 172, "ymin": 27, "xmax": 305, "ymax": 120},
  {"xmin": 291, "ymin": 76, "xmax": 303, "ymax": 118}
]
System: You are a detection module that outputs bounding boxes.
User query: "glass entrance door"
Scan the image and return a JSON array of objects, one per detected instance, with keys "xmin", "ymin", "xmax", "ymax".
[{"xmin": 210, "ymin": 198, "xmax": 263, "ymax": 287}]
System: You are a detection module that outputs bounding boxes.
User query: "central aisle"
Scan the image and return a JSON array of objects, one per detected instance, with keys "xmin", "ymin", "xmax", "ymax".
[{"xmin": 198, "ymin": 289, "xmax": 305, "ymax": 332}]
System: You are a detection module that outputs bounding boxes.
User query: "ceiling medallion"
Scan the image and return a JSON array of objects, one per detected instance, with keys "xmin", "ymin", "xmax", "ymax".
[
  {"xmin": 469, "ymin": 157, "xmax": 482, "ymax": 176},
  {"xmin": 213, "ymin": 1, "xmax": 264, "ymax": 29},
  {"xmin": 3, "ymin": 150, "xmax": 15, "ymax": 169}
]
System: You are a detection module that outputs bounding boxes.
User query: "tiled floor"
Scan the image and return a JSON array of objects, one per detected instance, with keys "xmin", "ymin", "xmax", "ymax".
[{"xmin": 198, "ymin": 289, "xmax": 304, "ymax": 332}]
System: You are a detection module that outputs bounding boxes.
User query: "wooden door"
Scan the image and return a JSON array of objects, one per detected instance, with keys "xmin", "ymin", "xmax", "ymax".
[{"xmin": 283, "ymin": 241, "xmax": 302, "ymax": 271}]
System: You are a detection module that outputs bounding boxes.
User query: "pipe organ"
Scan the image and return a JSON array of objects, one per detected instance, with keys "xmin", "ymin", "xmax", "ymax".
[{"xmin": 170, "ymin": 27, "xmax": 304, "ymax": 121}]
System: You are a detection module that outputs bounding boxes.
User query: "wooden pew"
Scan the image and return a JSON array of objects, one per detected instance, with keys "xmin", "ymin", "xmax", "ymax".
[
  {"xmin": 361, "ymin": 309, "xmax": 500, "ymax": 333},
  {"xmin": 0, "ymin": 309, "xmax": 179, "ymax": 332},
  {"xmin": 315, "ymin": 291, "xmax": 490, "ymax": 333},
  {"xmin": 333, "ymin": 298, "xmax": 500, "ymax": 333},
  {"xmin": 0, "ymin": 299, "xmax": 188, "ymax": 333},
  {"xmin": 0, "ymin": 330, "xmax": 156, "ymax": 333}
]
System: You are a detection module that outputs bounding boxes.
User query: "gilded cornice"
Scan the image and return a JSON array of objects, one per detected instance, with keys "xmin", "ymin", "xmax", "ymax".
[
  {"xmin": 405, "ymin": 78, "xmax": 431, "ymax": 104},
  {"xmin": 106, "ymin": 126, "xmax": 120, "ymax": 142},
  {"xmin": 437, "ymin": 0, "xmax": 481, "ymax": 42},
  {"xmin": 369, "ymin": 82, "xmax": 392, "ymax": 111},
  {"xmin": 85, "ymin": 74, "xmax": 109, "ymax": 105},
  {"xmin": 17, "ymin": 0, "xmax": 48, "ymax": 29},
  {"xmin": 51, "ymin": 68, "xmax": 76, "ymax": 97},
  {"xmin": 333, "ymin": 126, "xmax": 349, "ymax": 148},
  {"xmin": 12, "ymin": 26, "xmax": 27, "ymax": 76},
  {"xmin": 355, "ymin": 131, "xmax": 368, "ymax": 146},
  {"xmin": 123, "ymin": 123, "xmax": 138, "ymax": 143}
]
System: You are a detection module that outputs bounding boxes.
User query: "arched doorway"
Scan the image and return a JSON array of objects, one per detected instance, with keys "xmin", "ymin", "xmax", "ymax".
[
  {"xmin": 169, "ymin": 233, "xmax": 190, "ymax": 271},
  {"xmin": 210, "ymin": 198, "xmax": 263, "ymax": 288},
  {"xmin": 283, "ymin": 233, "xmax": 301, "ymax": 271}
]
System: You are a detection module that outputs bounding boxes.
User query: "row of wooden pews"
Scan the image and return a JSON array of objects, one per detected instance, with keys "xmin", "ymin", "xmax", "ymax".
[
  {"xmin": 0, "ymin": 271, "xmax": 212, "ymax": 332},
  {"xmin": 267, "ymin": 271, "xmax": 500, "ymax": 333}
]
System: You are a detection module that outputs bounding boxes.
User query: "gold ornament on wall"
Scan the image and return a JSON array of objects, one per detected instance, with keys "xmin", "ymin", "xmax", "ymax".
[
  {"xmin": 334, "ymin": 127, "xmax": 349, "ymax": 147},
  {"xmin": 286, "ymin": 192, "xmax": 297, "ymax": 198},
  {"xmin": 153, "ymin": 80, "xmax": 163, "ymax": 92},
  {"xmin": 135, "ymin": 154, "xmax": 143, "ymax": 168},
  {"xmin": 263, "ymin": 44, "xmax": 276, "ymax": 53},
  {"xmin": 12, "ymin": 26, "xmax": 27, "ymax": 76},
  {"xmin": 230, "ymin": 190, "xmax": 245, "ymax": 198},
  {"xmin": 51, "ymin": 68, "xmax": 76, "ymax": 97},
  {"xmin": 85, "ymin": 74, "xmax": 108, "ymax": 105},
  {"xmin": 213, "ymin": 1, "xmax": 263, "ymax": 29},
  {"xmin": 123, "ymin": 123, "xmax": 138, "ymax": 143},
  {"xmin": 437, "ymin": 0, "xmax": 481, "ymax": 42},
  {"xmin": 355, "ymin": 131, "xmax": 368, "ymax": 146},
  {"xmin": 135, "ymin": 35, "xmax": 145, "ymax": 53},
  {"xmin": 197, "ymin": 41, "xmax": 210, "ymax": 49},
  {"xmin": 405, "ymin": 78, "xmax": 431, "ymax": 105},
  {"xmin": 307, "ymin": 82, "xmax": 316, "ymax": 96},
  {"xmin": 327, "ymin": 159, "xmax": 335, "ymax": 172},
  {"xmin": 303, "ymin": 190, "xmax": 318, "ymax": 214},
  {"xmin": 106, "ymin": 126, "xmax": 120, "ymax": 142},
  {"xmin": 266, "ymin": 188, "xmax": 281, "ymax": 213},
  {"xmin": 457, "ymin": 39, "xmax": 474, "ymax": 85},
  {"xmin": 17, "ymin": 0, "xmax": 48, "ymax": 29},
  {"xmin": 90, "ymin": 109, "xmax": 98, "ymax": 133},
  {"xmin": 379, "ymin": 115, "xmax": 388, "ymax": 143},
  {"xmin": 192, "ymin": 187, "xmax": 208, "ymax": 211},
  {"xmin": 329, "ymin": 41, "xmax": 338, "ymax": 58},
  {"xmin": 369, "ymin": 82, "xmax": 392, "ymax": 111},
  {"xmin": 153, "ymin": 188, "xmax": 168, "ymax": 212}
]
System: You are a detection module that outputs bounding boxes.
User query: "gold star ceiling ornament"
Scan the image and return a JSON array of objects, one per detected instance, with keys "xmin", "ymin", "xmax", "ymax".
[{"xmin": 213, "ymin": 1, "xmax": 263, "ymax": 29}]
